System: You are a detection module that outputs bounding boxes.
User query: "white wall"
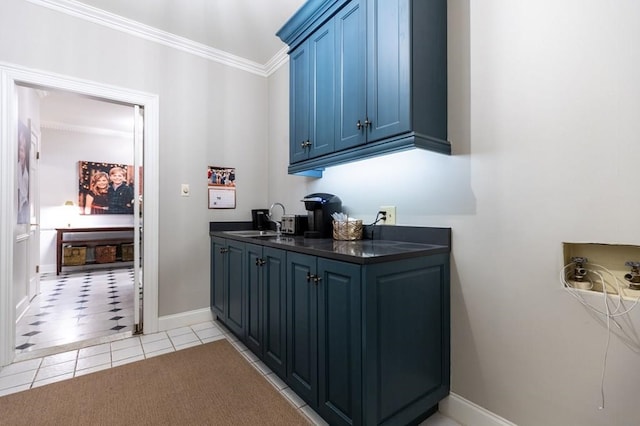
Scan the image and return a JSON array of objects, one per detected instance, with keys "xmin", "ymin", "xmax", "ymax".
[
  {"xmin": 267, "ymin": 1, "xmax": 640, "ymax": 425},
  {"xmin": 0, "ymin": 0, "xmax": 271, "ymax": 316}
]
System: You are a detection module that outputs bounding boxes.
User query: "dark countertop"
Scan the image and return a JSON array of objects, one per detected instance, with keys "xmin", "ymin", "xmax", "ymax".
[{"xmin": 210, "ymin": 222, "xmax": 450, "ymax": 265}]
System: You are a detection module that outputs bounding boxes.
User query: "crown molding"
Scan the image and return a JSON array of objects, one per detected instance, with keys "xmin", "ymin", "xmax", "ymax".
[
  {"xmin": 264, "ymin": 46, "xmax": 290, "ymax": 76},
  {"xmin": 41, "ymin": 120, "xmax": 132, "ymax": 139},
  {"xmin": 26, "ymin": 0, "xmax": 289, "ymax": 77}
]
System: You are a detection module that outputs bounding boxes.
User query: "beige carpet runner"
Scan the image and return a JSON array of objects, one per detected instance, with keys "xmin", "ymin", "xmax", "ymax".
[{"xmin": 0, "ymin": 339, "xmax": 310, "ymax": 425}]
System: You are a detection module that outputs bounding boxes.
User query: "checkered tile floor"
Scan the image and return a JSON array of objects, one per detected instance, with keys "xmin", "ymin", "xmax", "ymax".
[{"xmin": 15, "ymin": 268, "xmax": 135, "ymax": 356}]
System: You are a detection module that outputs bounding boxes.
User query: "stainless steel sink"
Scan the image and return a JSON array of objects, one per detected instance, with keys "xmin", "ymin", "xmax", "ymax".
[{"xmin": 223, "ymin": 230, "xmax": 279, "ymax": 238}]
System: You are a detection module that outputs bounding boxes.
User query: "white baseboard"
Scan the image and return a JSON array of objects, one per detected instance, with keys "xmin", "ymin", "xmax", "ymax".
[
  {"xmin": 157, "ymin": 308, "xmax": 214, "ymax": 331},
  {"xmin": 440, "ymin": 393, "xmax": 517, "ymax": 426}
]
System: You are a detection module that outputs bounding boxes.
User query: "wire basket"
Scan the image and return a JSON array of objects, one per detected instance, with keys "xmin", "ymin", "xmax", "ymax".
[
  {"xmin": 332, "ymin": 220, "xmax": 363, "ymax": 241},
  {"xmin": 95, "ymin": 245, "xmax": 117, "ymax": 263},
  {"xmin": 121, "ymin": 243, "xmax": 135, "ymax": 261},
  {"xmin": 63, "ymin": 246, "xmax": 87, "ymax": 266}
]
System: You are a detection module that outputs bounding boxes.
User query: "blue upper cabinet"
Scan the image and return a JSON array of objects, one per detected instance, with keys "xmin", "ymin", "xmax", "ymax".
[
  {"xmin": 310, "ymin": 20, "xmax": 337, "ymax": 159},
  {"xmin": 289, "ymin": 43, "xmax": 311, "ymax": 164},
  {"xmin": 289, "ymin": 19, "xmax": 337, "ymax": 164},
  {"xmin": 278, "ymin": 0, "xmax": 449, "ymax": 176},
  {"xmin": 366, "ymin": 0, "xmax": 411, "ymax": 143},
  {"xmin": 335, "ymin": 0, "xmax": 366, "ymax": 151}
]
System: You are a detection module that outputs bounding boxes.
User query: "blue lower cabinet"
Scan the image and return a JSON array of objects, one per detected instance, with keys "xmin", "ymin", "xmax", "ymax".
[
  {"xmin": 287, "ymin": 253, "xmax": 362, "ymax": 426},
  {"xmin": 211, "ymin": 237, "xmax": 450, "ymax": 425},
  {"xmin": 286, "ymin": 252, "xmax": 449, "ymax": 426},
  {"xmin": 245, "ymin": 243, "xmax": 263, "ymax": 353},
  {"xmin": 210, "ymin": 237, "xmax": 226, "ymax": 319},
  {"xmin": 286, "ymin": 252, "xmax": 318, "ymax": 402},
  {"xmin": 362, "ymin": 254, "xmax": 450, "ymax": 425},
  {"xmin": 225, "ymin": 240, "xmax": 245, "ymax": 337},
  {"xmin": 210, "ymin": 237, "xmax": 245, "ymax": 339},
  {"xmin": 316, "ymin": 257, "xmax": 362, "ymax": 425},
  {"xmin": 245, "ymin": 244, "xmax": 287, "ymax": 378}
]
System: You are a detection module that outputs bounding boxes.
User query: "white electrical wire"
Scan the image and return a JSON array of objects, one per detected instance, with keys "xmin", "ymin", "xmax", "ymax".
[
  {"xmin": 598, "ymin": 270, "xmax": 610, "ymax": 411},
  {"xmin": 562, "ymin": 264, "xmax": 640, "ymax": 347},
  {"xmin": 560, "ymin": 261, "xmax": 640, "ymax": 410},
  {"xmin": 561, "ymin": 264, "xmax": 640, "ymax": 317}
]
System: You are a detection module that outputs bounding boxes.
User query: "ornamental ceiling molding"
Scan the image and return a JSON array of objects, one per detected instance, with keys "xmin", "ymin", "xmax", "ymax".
[{"xmin": 26, "ymin": 0, "xmax": 288, "ymax": 77}]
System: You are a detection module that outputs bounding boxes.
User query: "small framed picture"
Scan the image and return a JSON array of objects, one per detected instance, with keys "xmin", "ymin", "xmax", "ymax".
[
  {"xmin": 208, "ymin": 187, "xmax": 236, "ymax": 209},
  {"xmin": 208, "ymin": 166, "xmax": 236, "ymax": 209}
]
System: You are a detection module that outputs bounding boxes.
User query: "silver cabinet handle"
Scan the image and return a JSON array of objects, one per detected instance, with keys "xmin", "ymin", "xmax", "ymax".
[{"xmin": 357, "ymin": 119, "xmax": 372, "ymax": 130}]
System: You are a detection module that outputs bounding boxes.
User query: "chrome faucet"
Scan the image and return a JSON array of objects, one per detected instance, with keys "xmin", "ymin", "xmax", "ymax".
[{"xmin": 268, "ymin": 202, "xmax": 286, "ymax": 236}]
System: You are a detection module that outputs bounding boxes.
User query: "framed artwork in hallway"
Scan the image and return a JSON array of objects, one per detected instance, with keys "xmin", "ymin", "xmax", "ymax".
[{"xmin": 78, "ymin": 161, "xmax": 135, "ymax": 215}]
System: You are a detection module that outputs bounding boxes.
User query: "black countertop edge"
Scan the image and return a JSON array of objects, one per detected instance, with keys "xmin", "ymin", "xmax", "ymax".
[
  {"xmin": 210, "ymin": 222, "xmax": 451, "ymax": 246},
  {"xmin": 209, "ymin": 222, "xmax": 450, "ymax": 265}
]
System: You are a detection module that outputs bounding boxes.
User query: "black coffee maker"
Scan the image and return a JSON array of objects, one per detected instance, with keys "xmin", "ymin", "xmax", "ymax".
[
  {"xmin": 302, "ymin": 193, "xmax": 342, "ymax": 238},
  {"xmin": 251, "ymin": 209, "xmax": 270, "ymax": 230}
]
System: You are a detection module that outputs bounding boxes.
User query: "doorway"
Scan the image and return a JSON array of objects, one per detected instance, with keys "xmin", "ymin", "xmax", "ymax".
[
  {"xmin": 15, "ymin": 88, "xmax": 140, "ymax": 358},
  {"xmin": 0, "ymin": 63, "xmax": 160, "ymax": 367}
]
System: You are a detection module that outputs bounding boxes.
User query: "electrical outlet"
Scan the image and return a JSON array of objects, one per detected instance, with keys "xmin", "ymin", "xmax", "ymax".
[
  {"xmin": 181, "ymin": 184, "xmax": 190, "ymax": 197},
  {"xmin": 379, "ymin": 205, "xmax": 396, "ymax": 225}
]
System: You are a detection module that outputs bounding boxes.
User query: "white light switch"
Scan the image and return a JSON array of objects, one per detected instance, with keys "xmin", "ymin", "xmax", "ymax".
[{"xmin": 181, "ymin": 184, "xmax": 190, "ymax": 197}]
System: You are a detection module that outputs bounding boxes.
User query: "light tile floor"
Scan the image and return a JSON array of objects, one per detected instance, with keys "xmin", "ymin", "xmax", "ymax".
[
  {"xmin": 1, "ymin": 319, "xmax": 460, "ymax": 425},
  {"xmin": 5, "ymin": 268, "xmax": 459, "ymax": 425},
  {"xmin": 1, "ymin": 319, "xmax": 459, "ymax": 425}
]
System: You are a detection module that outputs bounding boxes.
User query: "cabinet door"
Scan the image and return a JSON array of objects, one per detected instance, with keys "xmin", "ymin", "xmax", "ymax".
[
  {"xmin": 366, "ymin": 0, "xmax": 411, "ymax": 142},
  {"xmin": 262, "ymin": 247, "xmax": 287, "ymax": 378},
  {"xmin": 362, "ymin": 254, "xmax": 450, "ymax": 425},
  {"xmin": 245, "ymin": 243, "xmax": 263, "ymax": 355},
  {"xmin": 210, "ymin": 237, "xmax": 226, "ymax": 319},
  {"xmin": 225, "ymin": 239, "xmax": 245, "ymax": 338},
  {"xmin": 317, "ymin": 258, "xmax": 362, "ymax": 426},
  {"xmin": 290, "ymin": 41, "xmax": 311, "ymax": 164},
  {"xmin": 286, "ymin": 252, "xmax": 318, "ymax": 405},
  {"xmin": 335, "ymin": 0, "xmax": 366, "ymax": 151},
  {"xmin": 308, "ymin": 18, "xmax": 336, "ymax": 159}
]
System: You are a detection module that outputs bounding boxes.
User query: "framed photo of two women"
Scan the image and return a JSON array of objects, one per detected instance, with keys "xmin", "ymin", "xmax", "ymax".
[{"xmin": 78, "ymin": 161, "xmax": 140, "ymax": 215}]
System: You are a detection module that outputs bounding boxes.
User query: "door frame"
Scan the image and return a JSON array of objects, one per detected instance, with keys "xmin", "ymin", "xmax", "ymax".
[{"xmin": 0, "ymin": 62, "xmax": 160, "ymax": 366}]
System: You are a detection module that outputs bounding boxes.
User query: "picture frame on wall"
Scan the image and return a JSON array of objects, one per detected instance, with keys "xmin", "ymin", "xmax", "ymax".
[
  {"xmin": 79, "ymin": 161, "xmax": 134, "ymax": 215},
  {"xmin": 208, "ymin": 166, "xmax": 236, "ymax": 209},
  {"xmin": 17, "ymin": 120, "xmax": 31, "ymax": 225}
]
